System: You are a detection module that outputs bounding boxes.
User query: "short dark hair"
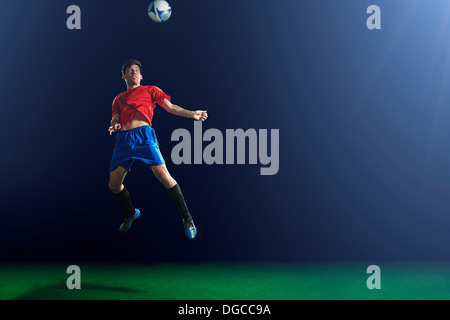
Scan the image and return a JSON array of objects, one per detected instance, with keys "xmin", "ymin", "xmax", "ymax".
[{"xmin": 121, "ymin": 59, "xmax": 143, "ymax": 75}]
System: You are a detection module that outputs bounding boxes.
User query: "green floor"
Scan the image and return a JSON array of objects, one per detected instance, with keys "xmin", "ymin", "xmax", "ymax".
[{"xmin": 1, "ymin": 262, "xmax": 450, "ymax": 300}]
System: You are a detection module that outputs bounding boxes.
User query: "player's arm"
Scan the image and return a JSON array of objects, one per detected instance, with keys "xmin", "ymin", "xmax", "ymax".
[
  {"xmin": 108, "ymin": 112, "xmax": 121, "ymax": 135},
  {"xmin": 160, "ymin": 98, "xmax": 208, "ymax": 121}
]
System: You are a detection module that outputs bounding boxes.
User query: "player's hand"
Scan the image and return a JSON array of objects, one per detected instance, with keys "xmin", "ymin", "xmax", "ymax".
[
  {"xmin": 108, "ymin": 123, "xmax": 121, "ymax": 135},
  {"xmin": 193, "ymin": 110, "xmax": 208, "ymax": 121}
]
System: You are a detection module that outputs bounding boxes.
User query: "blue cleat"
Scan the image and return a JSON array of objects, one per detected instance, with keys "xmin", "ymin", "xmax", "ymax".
[
  {"xmin": 119, "ymin": 209, "xmax": 141, "ymax": 233},
  {"xmin": 183, "ymin": 217, "xmax": 197, "ymax": 240}
]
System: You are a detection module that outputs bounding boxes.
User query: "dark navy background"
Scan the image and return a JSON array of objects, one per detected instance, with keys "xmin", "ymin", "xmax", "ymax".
[{"xmin": 2, "ymin": 0, "xmax": 450, "ymax": 263}]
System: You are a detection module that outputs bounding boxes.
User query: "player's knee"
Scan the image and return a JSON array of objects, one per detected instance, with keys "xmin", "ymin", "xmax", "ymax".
[
  {"xmin": 156, "ymin": 172, "xmax": 175, "ymax": 188},
  {"xmin": 161, "ymin": 175, "xmax": 177, "ymax": 188},
  {"xmin": 108, "ymin": 182, "xmax": 122, "ymax": 194}
]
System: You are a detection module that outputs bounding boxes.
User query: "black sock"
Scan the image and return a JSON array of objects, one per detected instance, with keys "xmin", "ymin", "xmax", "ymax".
[
  {"xmin": 114, "ymin": 186, "xmax": 135, "ymax": 218},
  {"xmin": 167, "ymin": 183, "xmax": 192, "ymax": 221}
]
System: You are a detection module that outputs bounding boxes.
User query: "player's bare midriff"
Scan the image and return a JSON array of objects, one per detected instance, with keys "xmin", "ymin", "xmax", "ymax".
[{"xmin": 121, "ymin": 110, "xmax": 150, "ymax": 131}]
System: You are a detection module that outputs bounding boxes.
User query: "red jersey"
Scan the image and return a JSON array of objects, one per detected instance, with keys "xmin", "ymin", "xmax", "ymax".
[{"xmin": 112, "ymin": 85, "xmax": 171, "ymax": 127}]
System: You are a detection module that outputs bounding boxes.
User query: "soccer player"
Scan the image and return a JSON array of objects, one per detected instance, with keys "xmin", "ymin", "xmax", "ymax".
[{"xmin": 108, "ymin": 59, "xmax": 207, "ymax": 239}]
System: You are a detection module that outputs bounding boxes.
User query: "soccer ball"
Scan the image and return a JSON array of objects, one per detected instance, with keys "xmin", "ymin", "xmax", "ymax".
[{"xmin": 148, "ymin": 0, "xmax": 172, "ymax": 23}]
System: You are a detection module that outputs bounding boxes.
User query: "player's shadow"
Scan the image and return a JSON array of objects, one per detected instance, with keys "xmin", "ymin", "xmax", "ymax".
[{"xmin": 13, "ymin": 283, "xmax": 146, "ymax": 300}]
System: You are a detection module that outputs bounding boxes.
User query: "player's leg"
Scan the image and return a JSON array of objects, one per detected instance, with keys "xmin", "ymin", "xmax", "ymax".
[
  {"xmin": 109, "ymin": 165, "xmax": 140, "ymax": 233},
  {"xmin": 150, "ymin": 164, "xmax": 197, "ymax": 239},
  {"xmin": 108, "ymin": 165, "xmax": 128, "ymax": 194},
  {"xmin": 150, "ymin": 163, "xmax": 176, "ymax": 188}
]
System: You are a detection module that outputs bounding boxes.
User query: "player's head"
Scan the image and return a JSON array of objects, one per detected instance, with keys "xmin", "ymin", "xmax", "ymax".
[{"xmin": 121, "ymin": 59, "xmax": 143, "ymax": 86}]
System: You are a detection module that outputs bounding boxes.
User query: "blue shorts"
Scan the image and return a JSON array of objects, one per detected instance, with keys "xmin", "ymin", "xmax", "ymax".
[{"xmin": 109, "ymin": 125, "xmax": 165, "ymax": 172}]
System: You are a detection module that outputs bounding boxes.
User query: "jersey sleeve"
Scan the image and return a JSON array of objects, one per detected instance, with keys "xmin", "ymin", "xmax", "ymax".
[
  {"xmin": 149, "ymin": 86, "xmax": 171, "ymax": 106},
  {"xmin": 112, "ymin": 96, "xmax": 121, "ymax": 117}
]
